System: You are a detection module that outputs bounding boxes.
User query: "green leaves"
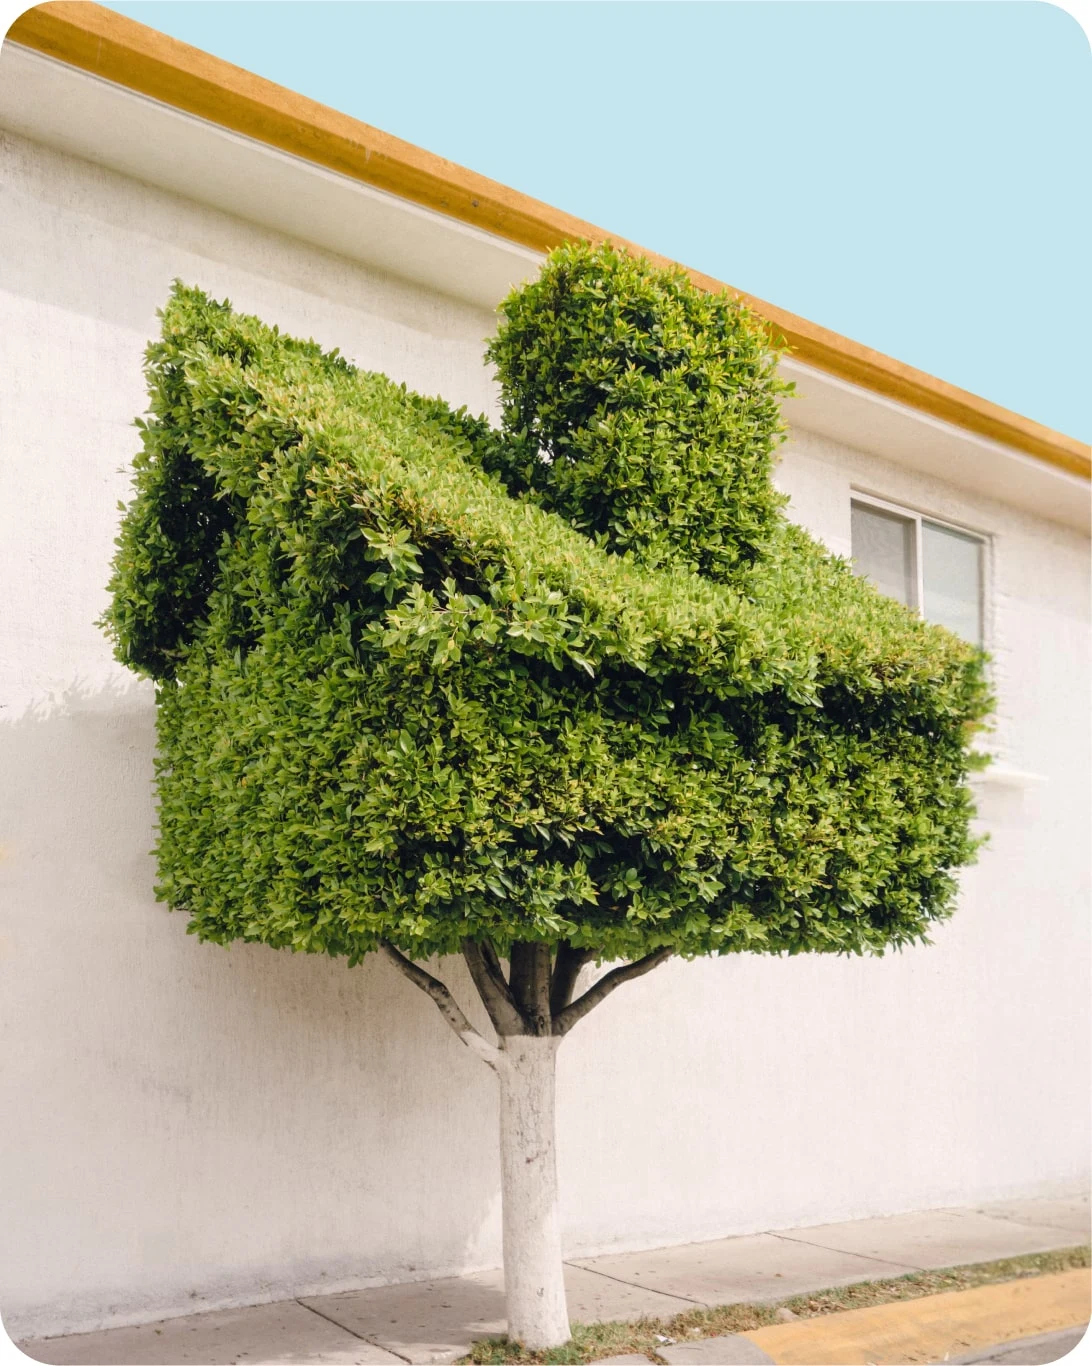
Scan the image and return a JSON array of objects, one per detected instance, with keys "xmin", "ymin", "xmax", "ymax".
[
  {"xmin": 483, "ymin": 241, "xmax": 792, "ymax": 583},
  {"xmin": 102, "ymin": 270, "xmax": 991, "ymax": 969},
  {"xmin": 362, "ymin": 523, "xmax": 423, "ymax": 602}
]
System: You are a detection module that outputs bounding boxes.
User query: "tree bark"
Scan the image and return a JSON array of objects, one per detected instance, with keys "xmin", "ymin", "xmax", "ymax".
[
  {"xmin": 378, "ymin": 941, "xmax": 500, "ymax": 1069},
  {"xmin": 461, "ymin": 939, "xmax": 525, "ymax": 1038},
  {"xmin": 380, "ymin": 940, "xmax": 672, "ymax": 1352},
  {"xmin": 496, "ymin": 1033, "xmax": 571, "ymax": 1349},
  {"xmin": 550, "ymin": 942, "xmax": 593, "ymax": 1016},
  {"xmin": 509, "ymin": 941, "xmax": 552, "ymax": 1035},
  {"xmin": 552, "ymin": 947, "xmax": 672, "ymax": 1037}
]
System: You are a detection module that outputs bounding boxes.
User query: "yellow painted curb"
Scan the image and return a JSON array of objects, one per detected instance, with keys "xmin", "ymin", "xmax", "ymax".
[{"xmin": 742, "ymin": 1268, "xmax": 1090, "ymax": 1365}]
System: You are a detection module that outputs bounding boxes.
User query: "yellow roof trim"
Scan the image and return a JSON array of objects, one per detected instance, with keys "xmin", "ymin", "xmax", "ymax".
[{"xmin": 8, "ymin": 1, "xmax": 1090, "ymax": 481}]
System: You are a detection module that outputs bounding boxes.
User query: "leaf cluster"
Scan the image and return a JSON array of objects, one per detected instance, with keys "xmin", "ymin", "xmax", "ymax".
[
  {"xmin": 482, "ymin": 241, "xmax": 790, "ymax": 581},
  {"xmin": 101, "ymin": 267, "xmax": 991, "ymax": 966}
]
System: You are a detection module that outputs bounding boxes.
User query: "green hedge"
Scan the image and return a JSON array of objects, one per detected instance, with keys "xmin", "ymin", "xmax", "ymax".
[
  {"xmin": 102, "ymin": 267, "xmax": 990, "ymax": 965},
  {"xmin": 482, "ymin": 242, "xmax": 789, "ymax": 581}
]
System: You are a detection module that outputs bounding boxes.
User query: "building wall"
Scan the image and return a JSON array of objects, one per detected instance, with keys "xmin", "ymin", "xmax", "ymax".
[{"xmin": 1, "ymin": 130, "xmax": 1088, "ymax": 1342}]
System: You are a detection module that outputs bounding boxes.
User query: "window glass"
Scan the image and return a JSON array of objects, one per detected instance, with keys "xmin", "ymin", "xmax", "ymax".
[
  {"xmin": 850, "ymin": 501, "xmax": 916, "ymax": 607},
  {"xmin": 922, "ymin": 520, "xmax": 983, "ymax": 645}
]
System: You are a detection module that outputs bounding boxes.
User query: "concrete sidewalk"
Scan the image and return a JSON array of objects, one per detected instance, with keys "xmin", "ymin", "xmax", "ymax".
[{"xmin": 15, "ymin": 1192, "xmax": 1089, "ymax": 1366}]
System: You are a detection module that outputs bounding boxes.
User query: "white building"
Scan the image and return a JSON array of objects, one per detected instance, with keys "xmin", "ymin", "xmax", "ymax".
[{"xmin": 1, "ymin": 3, "xmax": 1088, "ymax": 1345}]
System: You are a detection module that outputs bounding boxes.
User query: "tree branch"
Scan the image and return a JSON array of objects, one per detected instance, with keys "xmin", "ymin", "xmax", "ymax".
[
  {"xmin": 550, "ymin": 942, "xmax": 593, "ymax": 1017},
  {"xmin": 378, "ymin": 941, "xmax": 501, "ymax": 1070},
  {"xmin": 552, "ymin": 948, "xmax": 673, "ymax": 1037},
  {"xmin": 461, "ymin": 938, "xmax": 527, "ymax": 1037},
  {"xmin": 510, "ymin": 942, "xmax": 552, "ymax": 1035},
  {"xmin": 478, "ymin": 936, "xmax": 508, "ymax": 988}
]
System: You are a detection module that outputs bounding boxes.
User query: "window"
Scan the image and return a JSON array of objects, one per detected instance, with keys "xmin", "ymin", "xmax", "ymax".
[{"xmin": 850, "ymin": 494, "xmax": 985, "ymax": 645}]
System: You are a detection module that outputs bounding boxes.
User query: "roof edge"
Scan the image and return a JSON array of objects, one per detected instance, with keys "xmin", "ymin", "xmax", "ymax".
[{"xmin": 7, "ymin": 0, "xmax": 1089, "ymax": 481}]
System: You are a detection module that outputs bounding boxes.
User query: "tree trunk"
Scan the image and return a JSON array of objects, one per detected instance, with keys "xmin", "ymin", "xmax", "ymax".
[
  {"xmin": 497, "ymin": 1032, "xmax": 571, "ymax": 1349},
  {"xmin": 384, "ymin": 939, "xmax": 671, "ymax": 1351}
]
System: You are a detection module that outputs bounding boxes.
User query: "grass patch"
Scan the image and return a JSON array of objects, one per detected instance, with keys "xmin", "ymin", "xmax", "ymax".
[{"xmin": 460, "ymin": 1244, "xmax": 1091, "ymax": 1364}]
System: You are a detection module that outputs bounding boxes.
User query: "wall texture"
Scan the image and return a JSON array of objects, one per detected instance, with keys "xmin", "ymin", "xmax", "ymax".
[{"xmin": 2, "ymin": 130, "xmax": 1088, "ymax": 1342}]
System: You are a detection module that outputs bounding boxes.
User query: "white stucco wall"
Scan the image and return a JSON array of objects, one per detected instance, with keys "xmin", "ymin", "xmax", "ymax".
[{"xmin": 1, "ymin": 129, "xmax": 1088, "ymax": 1343}]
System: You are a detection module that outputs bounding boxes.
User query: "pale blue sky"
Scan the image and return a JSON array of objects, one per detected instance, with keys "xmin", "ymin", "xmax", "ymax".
[{"xmin": 103, "ymin": 2, "xmax": 1090, "ymax": 441}]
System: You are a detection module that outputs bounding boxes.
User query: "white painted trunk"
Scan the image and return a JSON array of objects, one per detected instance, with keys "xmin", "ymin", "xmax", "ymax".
[{"xmin": 497, "ymin": 1034, "xmax": 571, "ymax": 1349}]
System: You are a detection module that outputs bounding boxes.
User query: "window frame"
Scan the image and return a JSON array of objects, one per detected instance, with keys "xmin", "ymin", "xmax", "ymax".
[{"xmin": 849, "ymin": 489, "xmax": 989, "ymax": 646}]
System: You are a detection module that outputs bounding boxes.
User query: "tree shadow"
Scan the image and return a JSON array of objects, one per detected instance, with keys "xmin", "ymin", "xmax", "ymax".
[{"xmin": 1, "ymin": 681, "xmax": 504, "ymax": 1343}]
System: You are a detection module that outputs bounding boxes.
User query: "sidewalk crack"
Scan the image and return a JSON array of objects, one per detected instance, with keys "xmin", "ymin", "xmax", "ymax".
[
  {"xmin": 767, "ymin": 1232, "xmax": 929, "ymax": 1273},
  {"xmin": 295, "ymin": 1298, "xmax": 411, "ymax": 1363},
  {"xmin": 563, "ymin": 1261, "xmax": 708, "ymax": 1307}
]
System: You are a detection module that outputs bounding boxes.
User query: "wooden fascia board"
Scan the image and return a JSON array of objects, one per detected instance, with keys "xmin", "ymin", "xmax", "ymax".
[{"xmin": 7, "ymin": 0, "xmax": 1089, "ymax": 481}]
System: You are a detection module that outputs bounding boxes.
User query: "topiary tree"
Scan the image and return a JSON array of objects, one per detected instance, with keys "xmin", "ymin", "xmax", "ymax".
[{"xmin": 102, "ymin": 242, "xmax": 991, "ymax": 1350}]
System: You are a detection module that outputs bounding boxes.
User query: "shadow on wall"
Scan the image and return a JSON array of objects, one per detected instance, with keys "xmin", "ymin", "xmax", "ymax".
[
  {"xmin": 0, "ymin": 682, "xmax": 504, "ymax": 1341},
  {"xmin": 1, "ymin": 131, "xmax": 491, "ymax": 354}
]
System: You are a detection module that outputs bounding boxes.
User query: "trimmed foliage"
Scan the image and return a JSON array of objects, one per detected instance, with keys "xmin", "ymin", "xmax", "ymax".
[
  {"xmin": 482, "ymin": 242, "xmax": 789, "ymax": 582},
  {"xmin": 102, "ymin": 255, "xmax": 990, "ymax": 966}
]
